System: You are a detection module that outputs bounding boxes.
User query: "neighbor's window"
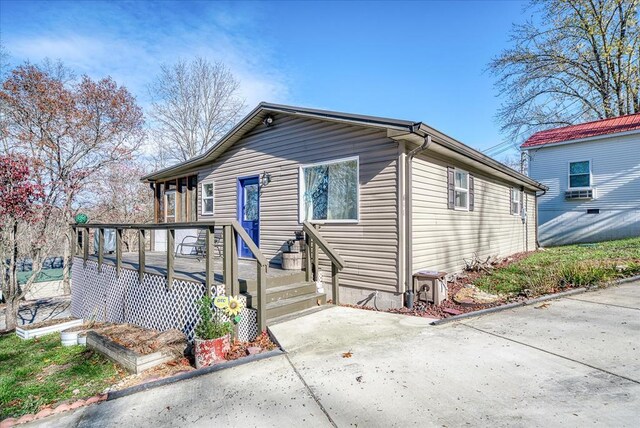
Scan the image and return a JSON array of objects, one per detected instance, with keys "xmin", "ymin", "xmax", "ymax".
[
  {"xmin": 511, "ymin": 188, "xmax": 521, "ymax": 215},
  {"xmin": 300, "ymin": 157, "xmax": 359, "ymax": 222},
  {"xmin": 569, "ymin": 160, "xmax": 591, "ymax": 188},
  {"xmin": 201, "ymin": 182, "xmax": 214, "ymax": 215},
  {"xmin": 454, "ymin": 169, "xmax": 469, "ymax": 210}
]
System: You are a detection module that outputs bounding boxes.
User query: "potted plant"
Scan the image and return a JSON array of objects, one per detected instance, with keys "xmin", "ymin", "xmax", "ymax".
[{"xmin": 194, "ymin": 296, "xmax": 233, "ymax": 369}]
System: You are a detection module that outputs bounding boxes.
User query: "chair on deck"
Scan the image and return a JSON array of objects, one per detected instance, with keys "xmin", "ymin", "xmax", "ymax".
[{"xmin": 175, "ymin": 229, "xmax": 223, "ymax": 260}]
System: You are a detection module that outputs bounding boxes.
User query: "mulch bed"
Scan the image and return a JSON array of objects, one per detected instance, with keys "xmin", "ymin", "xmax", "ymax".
[
  {"xmin": 342, "ymin": 251, "xmax": 550, "ymax": 319},
  {"xmin": 91, "ymin": 324, "xmax": 187, "ymax": 357},
  {"xmin": 225, "ymin": 332, "xmax": 278, "ymax": 361}
]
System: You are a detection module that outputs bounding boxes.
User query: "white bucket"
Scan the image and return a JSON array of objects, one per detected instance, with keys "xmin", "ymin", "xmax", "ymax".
[
  {"xmin": 61, "ymin": 330, "xmax": 79, "ymax": 347},
  {"xmin": 77, "ymin": 333, "xmax": 87, "ymax": 346},
  {"xmin": 282, "ymin": 252, "xmax": 302, "ymax": 270}
]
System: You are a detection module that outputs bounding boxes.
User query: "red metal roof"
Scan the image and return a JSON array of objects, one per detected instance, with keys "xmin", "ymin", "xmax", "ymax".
[{"xmin": 521, "ymin": 113, "xmax": 640, "ymax": 148}]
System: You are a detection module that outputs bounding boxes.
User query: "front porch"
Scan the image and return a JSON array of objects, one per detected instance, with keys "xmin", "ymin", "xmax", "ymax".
[{"xmin": 70, "ymin": 220, "xmax": 344, "ymax": 337}]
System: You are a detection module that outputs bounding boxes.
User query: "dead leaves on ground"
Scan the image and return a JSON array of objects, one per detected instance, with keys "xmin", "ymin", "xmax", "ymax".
[{"xmin": 342, "ymin": 350, "xmax": 353, "ymax": 358}]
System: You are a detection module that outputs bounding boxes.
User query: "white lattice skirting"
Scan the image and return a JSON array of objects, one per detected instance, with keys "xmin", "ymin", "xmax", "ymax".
[{"xmin": 71, "ymin": 258, "xmax": 258, "ymax": 342}]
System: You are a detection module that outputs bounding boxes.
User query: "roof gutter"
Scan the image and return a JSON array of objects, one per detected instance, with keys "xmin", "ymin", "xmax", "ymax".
[{"xmin": 404, "ymin": 132, "xmax": 432, "ymax": 309}]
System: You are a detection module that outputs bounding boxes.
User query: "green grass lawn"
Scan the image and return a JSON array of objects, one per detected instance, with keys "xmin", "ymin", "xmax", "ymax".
[
  {"xmin": 0, "ymin": 332, "xmax": 124, "ymax": 420},
  {"xmin": 475, "ymin": 237, "xmax": 640, "ymax": 296}
]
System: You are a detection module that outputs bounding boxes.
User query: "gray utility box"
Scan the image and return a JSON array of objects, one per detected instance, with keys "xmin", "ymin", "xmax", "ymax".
[{"xmin": 413, "ymin": 271, "xmax": 448, "ymax": 306}]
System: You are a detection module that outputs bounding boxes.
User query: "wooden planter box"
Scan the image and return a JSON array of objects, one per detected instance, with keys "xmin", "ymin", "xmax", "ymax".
[
  {"xmin": 86, "ymin": 331, "xmax": 175, "ymax": 374},
  {"xmin": 16, "ymin": 319, "xmax": 84, "ymax": 340}
]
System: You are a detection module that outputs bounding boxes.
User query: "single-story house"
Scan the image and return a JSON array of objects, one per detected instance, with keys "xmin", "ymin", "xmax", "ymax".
[
  {"xmin": 142, "ymin": 103, "xmax": 545, "ymax": 309},
  {"xmin": 522, "ymin": 114, "xmax": 640, "ymax": 246}
]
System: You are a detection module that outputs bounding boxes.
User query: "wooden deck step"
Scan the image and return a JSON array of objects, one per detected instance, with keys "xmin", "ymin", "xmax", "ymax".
[
  {"xmin": 265, "ymin": 290, "xmax": 326, "ymax": 320},
  {"xmin": 240, "ymin": 270, "xmax": 306, "ymax": 293}
]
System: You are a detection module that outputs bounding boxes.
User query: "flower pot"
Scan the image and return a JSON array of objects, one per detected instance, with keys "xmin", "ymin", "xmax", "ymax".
[
  {"xmin": 194, "ymin": 334, "xmax": 230, "ymax": 369},
  {"xmin": 282, "ymin": 251, "xmax": 302, "ymax": 270}
]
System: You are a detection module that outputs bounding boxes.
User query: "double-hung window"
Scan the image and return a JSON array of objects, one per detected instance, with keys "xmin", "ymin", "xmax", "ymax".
[
  {"xmin": 511, "ymin": 188, "xmax": 521, "ymax": 215},
  {"xmin": 300, "ymin": 157, "xmax": 359, "ymax": 223},
  {"xmin": 568, "ymin": 160, "xmax": 591, "ymax": 189},
  {"xmin": 201, "ymin": 182, "xmax": 215, "ymax": 215},
  {"xmin": 454, "ymin": 169, "xmax": 469, "ymax": 210}
]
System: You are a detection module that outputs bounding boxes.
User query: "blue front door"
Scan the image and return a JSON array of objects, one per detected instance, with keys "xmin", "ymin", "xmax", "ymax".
[{"xmin": 238, "ymin": 176, "xmax": 260, "ymax": 258}]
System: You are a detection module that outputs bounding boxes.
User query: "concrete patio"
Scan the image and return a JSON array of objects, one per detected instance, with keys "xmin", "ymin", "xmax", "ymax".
[{"xmin": 28, "ymin": 281, "xmax": 640, "ymax": 427}]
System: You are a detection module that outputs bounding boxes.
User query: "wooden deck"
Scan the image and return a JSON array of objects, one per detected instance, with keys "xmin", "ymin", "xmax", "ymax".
[{"xmin": 83, "ymin": 251, "xmax": 305, "ymax": 290}]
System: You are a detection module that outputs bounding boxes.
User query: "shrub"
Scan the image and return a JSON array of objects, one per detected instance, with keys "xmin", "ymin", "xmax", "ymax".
[{"xmin": 194, "ymin": 296, "xmax": 233, "ymax": 340}]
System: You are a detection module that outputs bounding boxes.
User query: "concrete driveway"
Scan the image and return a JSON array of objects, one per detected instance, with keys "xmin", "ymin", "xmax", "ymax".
[{"xmin": 31, "ymin": 282, "xmax": 640, "ymax": 427}]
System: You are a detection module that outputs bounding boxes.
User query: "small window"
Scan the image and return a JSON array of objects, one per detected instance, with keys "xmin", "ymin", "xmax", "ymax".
[
  {"xmin": 569, "ymin": 160, "xmax": 591, "ymax": 189},
  {"xmin": 454, "ymin": 170, "xmax": 469, "ymax": 210},
  {"xmin": 511, "ymin": 188, "xmax": 521, "ymax": 215},
  {"xmin": 201, "ymin": 182, "xmax": 214, "ymax": 215},
  {"xmin": 300, "ymin": 157, "xmax": 359, "ymax": 222}
]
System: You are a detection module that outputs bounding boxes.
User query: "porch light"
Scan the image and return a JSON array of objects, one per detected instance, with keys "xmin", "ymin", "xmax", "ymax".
[
  {"xmin": 260, "ymin": 171, "xmax": 272, "ymax": 188},
  {"xmin": 263, "ymin": 115, "xmax": 274, "ymax": 127}
]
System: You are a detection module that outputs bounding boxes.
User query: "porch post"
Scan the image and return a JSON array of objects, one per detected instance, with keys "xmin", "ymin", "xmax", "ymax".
[
  {"xmin": 138, "ymin": 229, "xmax": 146, "ymax": 283},
  {"xmin": 304, "ymin": 234, "xmax": 312, "ymax": 282},
  {"xmin": 223, "ymin": 225, "xmax": 238, "ymax": 296},
  {"xmin": 115, "ymin": 229, "xmax": 122, "ymax": 277},
  {"xmin": 257, "ymin": 262, "xmax": 267, "ymax": 332},
  {"xmin": 205, "ymin": 226, "xmax": 215, "ymax": 298},
  {"xmin": 83, "ymin": 227, "xmax": 89, "ymax": 266},
  {"xmin": 97, "ymin": 228, "xmax": 104, "ymax": 273},
  {"xmin": 166, "ymin": 228, "xmax": 175, "ymax": 289},
  {"xmin": 332, "ymin": 264, "xmax": 340, "ymax": 304}
]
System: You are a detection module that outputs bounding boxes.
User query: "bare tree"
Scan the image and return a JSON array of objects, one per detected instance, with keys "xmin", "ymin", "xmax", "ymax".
[
  {"xmin": 1, "ymin": 63, "xmax": 145, "ymax": 295},
  {"xmin": 148, "ymin": 57, "xmax": 245, "ymax": 165},
  {"xmin": 490, "ymin": 0, "xmax": 640, "ymax": 147},
  {"xmin": 87, "ymin": 160, "xmax": 154, "ymax": 251}
]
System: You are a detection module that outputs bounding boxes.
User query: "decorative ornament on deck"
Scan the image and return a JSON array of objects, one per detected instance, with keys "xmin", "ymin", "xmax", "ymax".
[
  {"xmin": 212, "ymin": 295, "xmax": 244, "ymax": 324},
  {"xmin": 75, "ymin": 213, "xmax": 88, "ymax": 224},
  {"xmin": 225, "ymin": 296, "xmax": 244, "ymax": 320}
]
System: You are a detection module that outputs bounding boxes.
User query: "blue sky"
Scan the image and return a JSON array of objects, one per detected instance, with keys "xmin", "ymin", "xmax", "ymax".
[{"xmin": 1, "ymin": 0, "xmax": 528, "ymax": 157}]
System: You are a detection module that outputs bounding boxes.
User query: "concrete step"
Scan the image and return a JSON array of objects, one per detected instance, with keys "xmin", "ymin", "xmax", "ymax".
[
  {"xmin": 266, "ymin": 292, "xmax": 326, "ymax": 320},
  {"xmin": 267, "ymin": 305, "xmax": 331, "ymax": 327}
]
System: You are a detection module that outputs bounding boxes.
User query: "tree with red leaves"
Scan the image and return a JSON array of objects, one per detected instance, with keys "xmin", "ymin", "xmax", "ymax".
[
  {"xmin": 1, "ymin": 63, "xmax": 145, "ymax": 297},
  {"xmin": 0, "ymin": 154, "xmax": 47, "ymax": 331}
]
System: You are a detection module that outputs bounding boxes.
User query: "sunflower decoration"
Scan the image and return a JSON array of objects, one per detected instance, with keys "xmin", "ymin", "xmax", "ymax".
[{"xmin": 225, "ymin": 295, "xmax": 244, "ymax": 319}]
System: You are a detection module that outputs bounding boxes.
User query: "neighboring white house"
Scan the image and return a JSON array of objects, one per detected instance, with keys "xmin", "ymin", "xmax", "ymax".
[{"xmin": 523, "ymin": 114, "xmax": 640, "ymax": 246}]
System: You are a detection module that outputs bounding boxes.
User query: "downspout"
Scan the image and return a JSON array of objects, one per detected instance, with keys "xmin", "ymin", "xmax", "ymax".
[
  {"xmin": 534, "ymin": 188, "xmax": 547, "ymax": 248},
  {"xmin": 404, "ymin": 133, "xmax": 432, "ymax": 309}
]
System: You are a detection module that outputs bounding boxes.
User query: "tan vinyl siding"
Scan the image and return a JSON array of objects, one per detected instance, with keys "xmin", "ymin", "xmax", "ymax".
[
  {"xmin": 196, "ymin": 113, "xmax": 400, "ymax": 293},
  {"xmin": 412, "ymin": 152, "xmax": 535, "ymax": 274}
]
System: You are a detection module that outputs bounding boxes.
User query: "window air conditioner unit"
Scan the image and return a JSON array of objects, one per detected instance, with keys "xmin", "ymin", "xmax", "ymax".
[{"xmin": 565, "ymin": 188, "xmax": 596, "ymax": 200}]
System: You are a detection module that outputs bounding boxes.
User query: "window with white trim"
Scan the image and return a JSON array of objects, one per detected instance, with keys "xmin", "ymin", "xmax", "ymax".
[
  {"xmin": 300, "ymin": 157, "xmax": 359, "ymax": 222},
  {"xmin": 569, "ymin": 160, "xmax": 591, "ymax": 189},
  {"xmin": 454, "ymin": 169, "xmax": 469, "ymax": 210},
  {"xmin": 201, "ymin": 182, "xmax": 214, "ymax": 215},
  {"xmin": 511, "ymin": 188, "xmax": 521, "ymax": 215}
]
